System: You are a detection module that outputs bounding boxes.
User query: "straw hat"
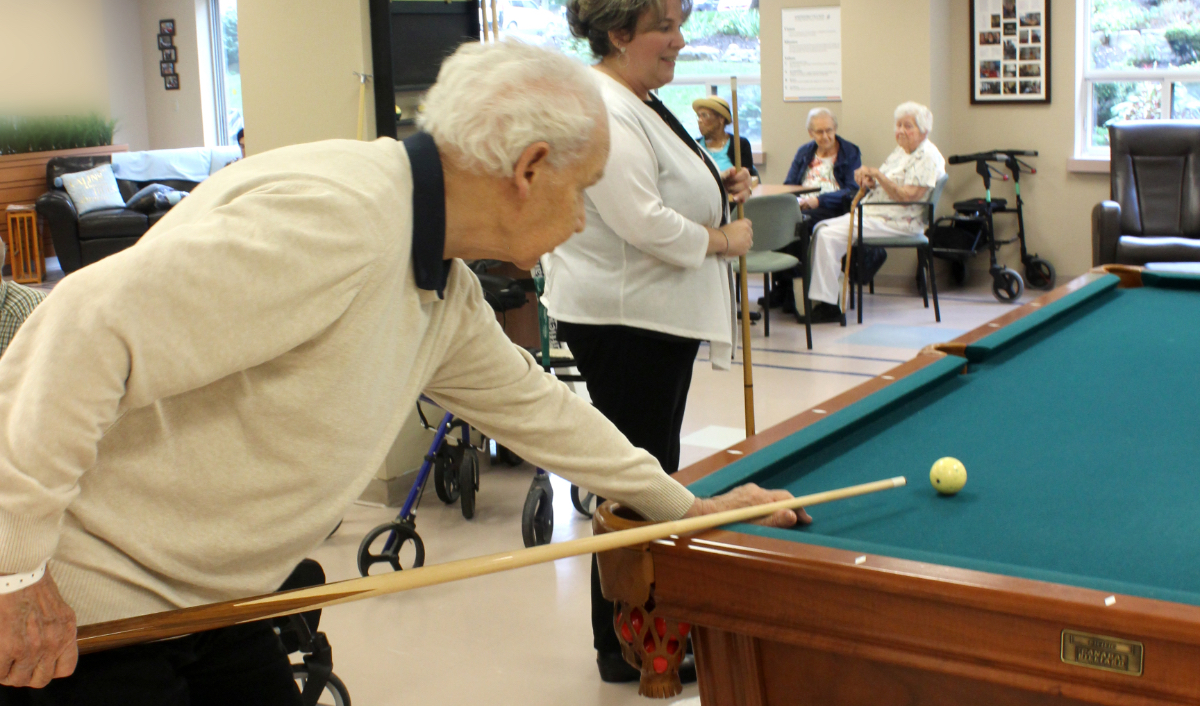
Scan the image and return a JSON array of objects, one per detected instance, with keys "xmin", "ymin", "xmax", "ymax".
[{"xmin": 691, "ymin": 96, "xmax": 732, "ymax": 124}]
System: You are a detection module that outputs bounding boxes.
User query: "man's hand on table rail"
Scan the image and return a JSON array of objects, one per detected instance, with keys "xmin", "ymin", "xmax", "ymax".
[
  {"xmin": 0, "ymin": 570, "xmax": 78, "ymax": 688},
  {"xmin": 684, "ymin": 483, "xmax": 811, "ymax": 528}
]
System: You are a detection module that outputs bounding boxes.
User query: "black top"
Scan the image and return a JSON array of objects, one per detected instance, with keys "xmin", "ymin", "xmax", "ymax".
[
  {"xmin": 644, "ymin": 95, "xmax": 728, "ymax": 225},
  {"xmin": 404, "ymin": 131, "xmax": 452, "ymax": 298}
]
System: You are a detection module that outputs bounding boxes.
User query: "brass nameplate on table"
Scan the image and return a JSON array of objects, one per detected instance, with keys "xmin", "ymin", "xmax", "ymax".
[{"xmin": 1061, "ymin": 630, "xmax": 1143, "ymax": 676}]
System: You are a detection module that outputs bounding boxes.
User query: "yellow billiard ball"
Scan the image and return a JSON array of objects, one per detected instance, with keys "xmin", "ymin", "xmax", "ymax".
[{"xmin": 930, "ymin": 457, "xmax": 967, "ymax": 495}]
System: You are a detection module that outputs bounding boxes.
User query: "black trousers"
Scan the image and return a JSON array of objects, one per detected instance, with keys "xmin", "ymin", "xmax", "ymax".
[
  {"xmin": 0, "ymin": 621, "xmax": 302, "ymax": 706},
  {"xmin": 555, "ymin": 322, "xmax": 701, "ymax": 655}
]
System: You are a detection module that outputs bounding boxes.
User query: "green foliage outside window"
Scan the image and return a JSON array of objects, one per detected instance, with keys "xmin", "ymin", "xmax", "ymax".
[{"xmin": 682, "ymin": 10, "xmax": 758, "ymax": 42}]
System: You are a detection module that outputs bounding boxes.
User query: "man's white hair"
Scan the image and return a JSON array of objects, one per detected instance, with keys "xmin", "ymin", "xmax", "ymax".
[
  {"xmin": 419, "ymin": 41, "xmax": 605, "ymax": 177},
  {"xmin": 894, "ymin": 101, "xmax": 933, "ymax": 135},
  {"xmin": 805, "ymin": 107, "xmax": 837, "ymax": 132}
]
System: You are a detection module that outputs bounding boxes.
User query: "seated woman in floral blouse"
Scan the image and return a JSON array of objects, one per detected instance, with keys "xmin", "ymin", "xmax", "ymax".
[{"xmin": 807, "ymin": 101, "xmax": 946, "ymax": 311}]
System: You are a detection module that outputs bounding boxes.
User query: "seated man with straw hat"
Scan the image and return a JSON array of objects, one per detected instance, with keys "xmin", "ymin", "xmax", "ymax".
[{"xmin": 0, "ymin": 41, "xmax": 802, "ymax": 704}]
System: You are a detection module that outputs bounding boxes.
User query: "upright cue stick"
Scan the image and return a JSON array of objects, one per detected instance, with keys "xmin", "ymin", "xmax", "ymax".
[
  {"xmin": 77, "ymin": 477, "xmax": 906, "ymax": 654},
  {"xmin": 491, "ymin": 0, "xmax": 500, "ymax": 38},
  {"xmin": 481, "ymin": 0, "xmax": 491, "ymax": 41},
  {"xmin": 730, "ymin": 77, "xmax": 755, "ymax": 437},
  {"xmin": 841, "ymin": 185, "xmax": 868, "ymax": 315}
]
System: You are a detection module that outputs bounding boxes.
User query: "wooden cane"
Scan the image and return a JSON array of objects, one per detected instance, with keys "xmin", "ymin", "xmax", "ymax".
[
  {"xmin": 841, "ymin": 185, "xmax": 869, "ymax": 314},
  {"xmin": 75, "ymin": 477, "xmax": 906, "ymax": 654},
  {"xmin": 730, "ymin": 77, "xmax": 754, "ymax": 437}
]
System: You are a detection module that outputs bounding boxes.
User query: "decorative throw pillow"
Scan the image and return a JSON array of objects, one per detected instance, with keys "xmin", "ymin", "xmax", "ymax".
[{"xmin": 61, "ymin": 164, "xmax": 126, "ymax": 215}]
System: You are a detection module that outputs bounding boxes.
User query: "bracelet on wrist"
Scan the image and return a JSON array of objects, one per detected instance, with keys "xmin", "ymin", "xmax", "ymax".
[
  {"xmin": 718, "ymin": 228, "xmax": 730, "ymax": 256},
  {"xmin": 0, "ymin": 561, "xmax": 47, "ymax": 595}
]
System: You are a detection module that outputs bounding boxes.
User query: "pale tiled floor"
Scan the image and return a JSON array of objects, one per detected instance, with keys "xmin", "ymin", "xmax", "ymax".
[{"xmin": 306, "ymin": 275, "xmax": 1035, "ymax": 706}]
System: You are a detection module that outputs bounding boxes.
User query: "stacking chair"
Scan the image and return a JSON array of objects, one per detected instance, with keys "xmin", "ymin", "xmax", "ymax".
[
  {"xmin": 848, "ymin": 172, "xmax": 950, "ymax": 325},
  {"xmin": 742, "ymin": 193, "xmax": 810, "ymax": 345}
]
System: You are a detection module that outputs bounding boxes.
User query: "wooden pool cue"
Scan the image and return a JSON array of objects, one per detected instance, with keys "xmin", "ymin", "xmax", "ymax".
[
  {"xmin": 491, "ymin": 0, "xmax": 500, "ymax": 38},
  {"xmin": 841, "ymin": 185, "xmax": 869, "ymax": 315},
  {"xmin": 76, "ymin": 476, "xmax": 906, "ymax": 654},
  {"xmin": 353, "ymin": 72, "xmax": 371, "ymax": 141},
  {"xmin": 730, "ymin": 77, "xmax": 754, "ymax": 437},
  {"xmin": 481, "ymin": 0, "xmax": 491, "ymax": 41}
]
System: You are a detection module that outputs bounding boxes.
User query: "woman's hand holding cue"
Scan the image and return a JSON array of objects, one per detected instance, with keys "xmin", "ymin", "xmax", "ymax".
[
  {"xmin": 707, "ymin": 219, "xmax": 753, "ymax": 258},
  {"xmin": 683, "ymin": 483, "xmax": 812, "ymax": 528},
  {"xmin": 722, "ymin": 167, "xmax": 753, "ymax": 204}
]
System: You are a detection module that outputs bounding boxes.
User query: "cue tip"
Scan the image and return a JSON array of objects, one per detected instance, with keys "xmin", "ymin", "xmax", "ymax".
[{"xmin": 892, "ymin": 476, "xmax": 907, "ymax": 487}]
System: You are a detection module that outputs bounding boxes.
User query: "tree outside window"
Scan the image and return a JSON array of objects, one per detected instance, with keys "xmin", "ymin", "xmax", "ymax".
[
  {"xmin": 212, "ymin": 0, "xmax": 241, "ymax": 145},
  {"xmin": 502, "ymin": 0, "xmax": 761, "ymax": 143},
  {"xmin": 1080, "ymin": 0, "xmax": 1200, "ymax": 155}
]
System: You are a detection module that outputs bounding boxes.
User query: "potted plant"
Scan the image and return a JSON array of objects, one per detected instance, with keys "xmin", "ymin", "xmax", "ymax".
[{"xmin": 0, "ymin": 114, "xmax": 127, "ymax": 258}]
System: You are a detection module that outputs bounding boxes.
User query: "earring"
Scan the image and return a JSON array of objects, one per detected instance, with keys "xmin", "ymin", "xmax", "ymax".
[{"xmin": 617, "ymin": 44, "xmax": 629, "ymax": 66}]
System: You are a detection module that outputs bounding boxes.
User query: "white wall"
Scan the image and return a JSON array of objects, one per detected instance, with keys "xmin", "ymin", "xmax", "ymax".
[
  {"xmin": 0, "ymin": 0, "xmax": 111, "ymax": 116},
  {"xmin": 103, "ymin": 0, "xmax": 151, "ymax": 151},
  {"xmin": 239, "ymin": 0, "xmax": 376, "ymax": 155},
  {"xmin": 138, "ymin": 0, "xmax": 213, "ymax": 149},
  {"xmin": 759, "ymin": 0, "xmax": 1106, "ymax": 280},
  {"xmin": 944, "ymin": 0, "xmax": 1107, "ymax": 278}
]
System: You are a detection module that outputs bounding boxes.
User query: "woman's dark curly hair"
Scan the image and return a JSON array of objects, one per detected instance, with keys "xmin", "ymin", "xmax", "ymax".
[{"xmin": 567, "ymin": 0, "xmax": 692, "ymax": 59}]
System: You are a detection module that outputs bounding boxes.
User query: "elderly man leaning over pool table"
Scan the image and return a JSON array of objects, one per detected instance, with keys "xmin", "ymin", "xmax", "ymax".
[{"xmin": 0, "ymin": 40, "xmax": 804, "ymax": 705}]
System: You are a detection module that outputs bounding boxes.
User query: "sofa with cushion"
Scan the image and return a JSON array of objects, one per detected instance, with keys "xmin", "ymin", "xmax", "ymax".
[{"xmin": 35, "ymin": 146, "xmax": 241, "ymax": 274}]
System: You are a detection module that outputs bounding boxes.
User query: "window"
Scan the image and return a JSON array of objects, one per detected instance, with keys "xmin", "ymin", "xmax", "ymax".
[
  {"xmin": 660, "ymin": 1, "xmax": 761, "ymax": 144},
  {"xmin": 1077, "ymin": 0, "xmax": 1200, "ymax": 159},
  {"xmin": 209, "ymin": 0, "xmax": 242, "ymax": 145},
  {"xmin": 522, "ymin": 0, "xmax": 761, "ymax": 144}
]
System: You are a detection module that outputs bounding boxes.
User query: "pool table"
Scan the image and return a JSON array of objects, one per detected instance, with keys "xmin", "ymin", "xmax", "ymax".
[{"xmin": 618, "ymin": 265, "xmax": 1200, "ymax": 705}]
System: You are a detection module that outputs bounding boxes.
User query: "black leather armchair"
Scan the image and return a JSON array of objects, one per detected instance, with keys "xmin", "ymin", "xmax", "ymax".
[
  {"xmin": 35, "ymin": 156, "xmax": 200, "ymax": 274},
  {"xmin": 1092, "ymin": 121, "xmax": 1200, "ymax": 266}
]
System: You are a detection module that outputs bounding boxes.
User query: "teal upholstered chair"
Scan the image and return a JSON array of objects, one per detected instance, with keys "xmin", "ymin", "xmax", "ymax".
[{"xmin": 742, "ymin": 193, "xmax": 809, "ymax": 346}]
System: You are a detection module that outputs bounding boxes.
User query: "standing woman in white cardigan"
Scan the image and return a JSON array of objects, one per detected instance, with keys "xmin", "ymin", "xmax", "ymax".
[{"xmin": 545, "ymin": 0, "xmax": 766, "ymax": 684}]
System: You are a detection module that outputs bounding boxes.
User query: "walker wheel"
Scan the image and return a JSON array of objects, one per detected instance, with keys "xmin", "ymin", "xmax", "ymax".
[
  {"xmin": 357, "ymin": 521, "xmax": 425, "ymax": 576},
  {"xmin": 433, "ymin": 444, "xmax": 462, "ymax": 504},
  {"xmin": 459, "ymin": 449, "xmax": 479, "ymax": 520},
  {"xmin": 1024, "ymin": 257, "xmax": 1056, "ymax": 290},
  {"xmin": 570, "ymin": 484, "xmax": 597, "ymax": 519},
  {"xmin": 522, "ymin": 480, "xmax": 555, "ymax": 547},
  {"xmin": 292, "ymin": 666, "xmax": 351, "ymax": 706},
  {"xmin": 992, "ymin": 268, "xmax": 1024, "ymax": 302}
]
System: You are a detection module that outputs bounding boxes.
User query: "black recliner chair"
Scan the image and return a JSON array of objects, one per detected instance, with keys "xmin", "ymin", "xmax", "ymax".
[
  {"xmin": 1092, "ymin": 121, "xmax": 1200, "ymax": 266},
  {"xmin": 35, "ymin": 156, "xmax": 201, "ymax": 274}
]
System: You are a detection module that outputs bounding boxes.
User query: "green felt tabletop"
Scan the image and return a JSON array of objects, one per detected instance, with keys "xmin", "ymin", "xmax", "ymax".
[{"xmin": 690, "ymin": 273, "xmax": 1200, "ymax": 605}]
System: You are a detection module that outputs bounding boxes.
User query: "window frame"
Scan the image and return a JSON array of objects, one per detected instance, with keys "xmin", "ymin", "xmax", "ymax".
[{"xmin": 1075, "ymin": 0, "xmax": 1200, "ymax": 161}]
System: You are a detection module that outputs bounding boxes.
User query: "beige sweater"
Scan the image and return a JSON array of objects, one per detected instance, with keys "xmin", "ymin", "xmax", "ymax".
[{"xmin": 0, "ymin": 138, "xmax": 695, "ymax": 626}]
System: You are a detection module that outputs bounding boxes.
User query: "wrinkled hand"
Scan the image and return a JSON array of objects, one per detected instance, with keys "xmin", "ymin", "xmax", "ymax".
[
  {"xmin": 854, "ymin": 166, "xmax": 879, "ymax": 188},
  {"xmin": 0, "ymin": 571, "xmax": 77, "ymax": 688},
  {"xmin": 722, "ymin": 167, "xmax": 754, "ymax": 204},
  {"xmin": 720, "ymin": 218, "xmax": 753, "ymax": 258},
  {"xmin": 684, "ymin": 482, "xmax": 812, "ymax": 528}
]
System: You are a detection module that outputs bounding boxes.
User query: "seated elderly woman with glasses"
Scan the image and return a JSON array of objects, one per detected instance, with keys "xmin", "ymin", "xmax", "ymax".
[{"xmin": 806, "ymin": 101, "xmax": 945, "ymax": 316}]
